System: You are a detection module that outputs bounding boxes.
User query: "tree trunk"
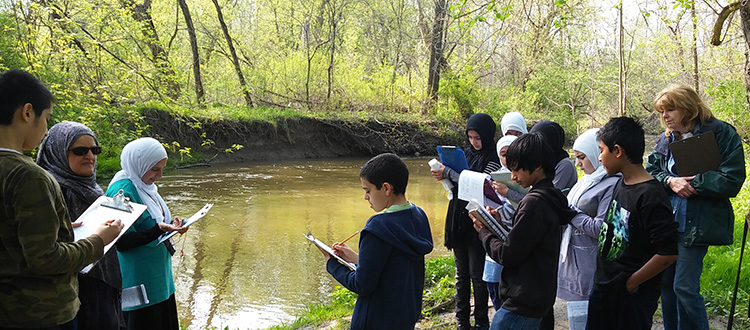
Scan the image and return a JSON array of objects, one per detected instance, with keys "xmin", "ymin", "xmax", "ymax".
[
  {"xmin": 326, "ymin": 0, "xmax": 338, "ymax": 101},
  {"xmin": 122, "ymin": 0, "xmax": 180, "ymax": 99},
  {"xmin": 212, "ymin": 0, "xmax": 253, "ymax": 107},
  {"xmin": 692, "ymin": 1, "xmax": 699, "ymax": 93},
  {"xmin": 740, "ymin": 3, "xmax": 750, "ymax": 117},
  {"xmin": 178, "ymin": 0, "xmax": 205, "ymax": 104},
  {"xmin": 427, "ymin": 0, "xmax": 447, "ymax": 101}
]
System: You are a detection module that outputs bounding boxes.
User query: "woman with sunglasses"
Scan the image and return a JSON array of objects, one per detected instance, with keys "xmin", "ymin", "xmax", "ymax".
[
  {"xmin": 107, "ymin": 137, "xmax": 188, "ymax": 330},
  {"xmin": 36, "ymin": 121, "xmax": 124, "ymax": 330}
]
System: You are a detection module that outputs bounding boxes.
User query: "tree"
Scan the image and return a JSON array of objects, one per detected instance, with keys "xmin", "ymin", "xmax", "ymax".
[
  {"xmin": 121, "ymin": 0, "xmax": 181, "ymax": 99},
  {"xmin": 710, "ymin": 1, "xmax": 750, "ymax": 141},
  {"xmin": 212, "ymin": 0, "xmax": 254, "ymax": 107},
  {"xmin": 178, "ymin": 0, "xmax": 205, "ymax": 104},
  {"xmin": 427, "ymin": 0, "xmax": 448, "ymax": 101}
]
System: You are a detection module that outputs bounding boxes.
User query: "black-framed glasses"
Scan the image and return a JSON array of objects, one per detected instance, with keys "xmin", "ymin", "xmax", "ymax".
[{"xmin": 70, "ymin": 146, "xmax": 102, "ymax": 156}]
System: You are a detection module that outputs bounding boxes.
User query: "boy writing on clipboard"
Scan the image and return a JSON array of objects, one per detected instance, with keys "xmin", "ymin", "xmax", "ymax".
[
  {"xmin": 317, "ymin": 153, "xmax": 433, "ymax": 329},
  {"xmin": 0, "ymin": 69, "xmax": 124, "ymax": 330}
]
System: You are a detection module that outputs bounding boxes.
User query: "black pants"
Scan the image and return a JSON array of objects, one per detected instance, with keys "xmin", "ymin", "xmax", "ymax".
[
  {"xmin": 123, "ymin": 294, "xmax": 179, "ymax": 330},
  {"xmin": 586, "ymin": 287, "xmax": 660, "ymax": 330},
  {"xmin": 453, "ymin": 233, "xmax": 489, "ymax": 328},
  {"xmin": 77, "ymin": 276, "xmax": 124, "ymax": 330}
]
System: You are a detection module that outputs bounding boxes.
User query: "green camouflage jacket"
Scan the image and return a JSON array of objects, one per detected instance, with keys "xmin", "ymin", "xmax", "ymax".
[{"xmin": 0, "ymin": 150, "xmax": 104, "ymax": 327}]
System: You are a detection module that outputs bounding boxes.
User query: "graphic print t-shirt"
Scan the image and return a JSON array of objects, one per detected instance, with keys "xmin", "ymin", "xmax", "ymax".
[{"xmin": 594, "ymin": 179, "xmax": 677, "ymax": 293}]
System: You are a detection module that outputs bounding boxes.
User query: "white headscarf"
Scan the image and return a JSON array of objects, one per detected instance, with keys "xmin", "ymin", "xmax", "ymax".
[
  {"xmin": 109, "ymin": 138, "xmax": 171, "ymax": 224},
  {"xmin": 567, "ymin": 128, "xmax": 607, "ymax": 206},
  {"xmin": 496, "ymin": 135, "xmax": 518, "ymax": 170},
  {"xmin": 561, "ymin": 128, "xmax": 607, "ymax": 262},
  {"xmin": 500, "ymin": 112, "xmax": 528, "ymax": 136}
]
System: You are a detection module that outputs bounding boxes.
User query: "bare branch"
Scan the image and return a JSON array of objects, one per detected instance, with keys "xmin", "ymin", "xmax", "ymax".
[{"xmin": 711, "ymin": 2, "xmax": 741, "ymax": 46}]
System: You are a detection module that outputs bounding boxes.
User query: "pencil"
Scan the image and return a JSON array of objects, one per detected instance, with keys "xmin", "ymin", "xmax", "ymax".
[{"xmin": 338, "ymin": 230, "xmax": 360, "ymax": 245}]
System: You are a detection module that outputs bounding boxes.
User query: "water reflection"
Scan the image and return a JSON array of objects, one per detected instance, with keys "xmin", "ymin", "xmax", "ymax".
[{"xmin": 155, "ymin": 157, "xmax": 450, "ymax": 329}]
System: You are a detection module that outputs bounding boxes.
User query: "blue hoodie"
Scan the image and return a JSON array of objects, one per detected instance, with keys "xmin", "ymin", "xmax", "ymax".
[{"xmin": 327, "ymin": 204, "xmax": 434, "ymax": 329}]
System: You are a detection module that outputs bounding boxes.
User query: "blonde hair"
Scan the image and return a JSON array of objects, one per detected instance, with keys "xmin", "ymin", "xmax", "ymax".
[{"xmin": 653, "ymin": 83, "xmax": 714, "ymax": 136}]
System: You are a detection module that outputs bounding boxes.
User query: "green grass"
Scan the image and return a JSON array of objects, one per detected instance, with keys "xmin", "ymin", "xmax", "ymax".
[
  {"xmin": 699, "ymin": 145, "xmax": 750, "ymax": 328},
  {"xmin": 266, "ymin": 286, "xmax": 357, "ymax": 330},
  {"xmin": 263, "ymin": 256, "xmax": 456, "ymax": 330}
]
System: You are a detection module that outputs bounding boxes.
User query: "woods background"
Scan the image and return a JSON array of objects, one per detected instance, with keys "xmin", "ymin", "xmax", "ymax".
[{"xmin": 2, "ymin": 0, "xmax": 750, "ymax": 138}]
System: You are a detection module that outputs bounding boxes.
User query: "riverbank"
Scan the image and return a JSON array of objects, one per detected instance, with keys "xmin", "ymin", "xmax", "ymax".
[{"xmin": 141, "ymin": 108, "xmax": 465, "ymax": 164}]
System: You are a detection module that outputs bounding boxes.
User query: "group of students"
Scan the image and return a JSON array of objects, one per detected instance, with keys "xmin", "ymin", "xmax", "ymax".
[
  {"xmin": 1, "ymin": 69, "xmax": 189, "ymax": 330},
  {"xmin": 317, "ymin": 83, "xmax": 744, "ymax": 330},
  {"xmin": 0, "ymin": 69, "xmax": 744, "ymax": 330},
  {"xmin": 426, "ymin": 85, "xmax": 743, "ymax": 330}
]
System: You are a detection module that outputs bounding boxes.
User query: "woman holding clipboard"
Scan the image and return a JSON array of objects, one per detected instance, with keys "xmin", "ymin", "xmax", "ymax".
[
  {"xmin": 37, "ymin": 121, "xmax": 125, "ymax": 330},
  {"xmin": 107, "ymin": 138, "xmax": 189, "ymax": 330},
  {"xmin": 431, "ymin": 113, "xmax": 501, "ymax": 330},
  {"xmin": 645, "ymin": 84, "xmax": 745, "ymax": 330}
]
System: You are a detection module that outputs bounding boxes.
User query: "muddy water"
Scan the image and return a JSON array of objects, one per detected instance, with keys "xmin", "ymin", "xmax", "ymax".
[{"xmin": 154, "ymin": 157, "xmax": 451, "ymax": 329}]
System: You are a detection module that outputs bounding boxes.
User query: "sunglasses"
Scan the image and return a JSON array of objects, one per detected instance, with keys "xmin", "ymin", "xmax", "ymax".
[{"xmin": 70, "ymin": 146, "xmax": 102, "ymax": 156}]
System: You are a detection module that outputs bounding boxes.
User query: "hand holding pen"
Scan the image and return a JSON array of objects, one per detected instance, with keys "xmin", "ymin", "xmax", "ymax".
[{"xmin": 332, "ymin": 230, "xmax": 360, "ymax": 264}]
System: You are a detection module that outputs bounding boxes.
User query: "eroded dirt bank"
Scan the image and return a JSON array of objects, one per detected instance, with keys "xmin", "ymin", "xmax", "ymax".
[{"xmin": 142, "ymin": 109, "xmax": 465, "ymax": 163}]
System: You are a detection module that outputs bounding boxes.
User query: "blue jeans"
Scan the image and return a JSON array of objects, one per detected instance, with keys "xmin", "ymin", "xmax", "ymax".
[
  {"xmin": 660, "ymin": 236, "xmax": 709, "ymax": 330},
  {"xmin": 490, "ymin": 308, "xmax": 542, "ymax": 330}
]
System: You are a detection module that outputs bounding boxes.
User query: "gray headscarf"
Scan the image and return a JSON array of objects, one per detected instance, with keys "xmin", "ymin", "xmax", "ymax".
[{"xmin": 36, "ymin": 121, "xmax": 104, "ymax": 209}]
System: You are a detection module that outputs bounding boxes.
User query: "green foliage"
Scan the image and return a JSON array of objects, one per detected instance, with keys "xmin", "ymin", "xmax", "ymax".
[
  {"xmin": 266, "ymin": 286, "xmax": 356, "ymax": 330},
  {"xmin": 437, "ymin": 69, "xmax": 480, "ymax": 121},
  {"xmin": 263, "ymin": 256, "xmax": 456, "ymax": 329},
  {"xmin": 700, "ymin": 145, "xmax": 750, "ymax": 328},
  {"xmin": 422, "ymin": 256, "xmax": 457, "ymax": 316},
  {"xmin": 705, "ymin": 77, "xmax": 750, "ymax": 141}
]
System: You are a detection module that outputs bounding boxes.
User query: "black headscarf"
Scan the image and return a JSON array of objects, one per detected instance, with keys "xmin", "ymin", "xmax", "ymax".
[
  {"xmin": 36, "ymin": 121, "xmax": 104, "ymax": 208},
  {"xmin": 530, "ymin": 120, "xmax": 569, "ymax": 163},
  {"xmin": 465, "ymin": 113, "xmax": 501, "ymax": 171}
]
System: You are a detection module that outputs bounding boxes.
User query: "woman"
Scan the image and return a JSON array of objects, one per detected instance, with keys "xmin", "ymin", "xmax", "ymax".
[
  {"xmin": 529, "ymin": 120, "xmax": 577, "ymax": 330},
  {"xmin": 36, "ymin": 121, "xmax": 124, "ymax": 330},
  {"xmin": 530, "ymin": 120, "xmax": 577, "ymax": 193},
  {"xmin": 500, "ymin": 111, "xmax": 527, "ymax": 137},
  {"xmin": 432, "ymin": 113, "xmax": 501, "ymax": 330},
  {"xmin": 483, "ymin": 134, "xmax": 520, "ymax": 311},
  {"xmin": 556, "ymin": 128, "xmax": 619, "ymax": 330},
  {"xmin": 107, "ymin": 137, "xmax": 189, "ymax": 330},
  {"xmin": 646, "ymin": 84, "xmax": 745, "ymax": 330}
]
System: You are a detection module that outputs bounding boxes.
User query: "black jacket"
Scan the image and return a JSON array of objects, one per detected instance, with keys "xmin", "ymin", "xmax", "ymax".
[{"xmin": 479, "ymin": 178, "xmax": 575, "ymax": 317}]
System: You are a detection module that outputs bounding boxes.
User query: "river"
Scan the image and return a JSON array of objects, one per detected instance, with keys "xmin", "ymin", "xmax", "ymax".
[{"xmin": 154, "ymin": 157, "xmax": 452, "ymax": 329}]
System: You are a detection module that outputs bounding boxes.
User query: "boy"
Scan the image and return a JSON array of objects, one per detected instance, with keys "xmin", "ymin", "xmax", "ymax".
[
  {"xmin": 319, "ymin": 153, "xmax": 433, "ymax": 329},
  {"xmin": 587, "ymin": 117, "xmax": 678, "ymax": 330},
  {"xmin": 471, "ymin": 132, "xmax": 576, "ymax": 329},
  {"xmin": 0, "ymin": 69, "xmax": 123, "ymax": 329}
]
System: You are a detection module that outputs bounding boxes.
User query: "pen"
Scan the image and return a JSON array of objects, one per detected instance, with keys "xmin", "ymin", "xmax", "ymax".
[{"xmin": 338, "ymin": 230, "xmax": 360, "ymax": 245}]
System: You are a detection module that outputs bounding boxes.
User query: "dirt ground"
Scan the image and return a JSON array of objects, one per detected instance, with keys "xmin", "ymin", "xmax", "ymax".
[{"xmin": 415, "ymin": 298, "xmax": 729, "ymax": 330}]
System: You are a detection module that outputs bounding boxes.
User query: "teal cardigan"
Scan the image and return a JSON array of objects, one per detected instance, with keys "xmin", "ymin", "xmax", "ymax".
[
  {"xmin": 645, "ymin": 118, "xmax": 745, "ymax": 246},
  {"xmin": 106, "ymin": 179, "xmax": 175, "ymax": 310}
]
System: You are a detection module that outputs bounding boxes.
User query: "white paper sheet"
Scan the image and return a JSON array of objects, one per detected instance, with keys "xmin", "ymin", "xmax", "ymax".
[
  {"xmin": 458, "ymin": 170, "xmax": 490, "ymax": 203},
  {"xmin": 73, "ymin": 196, "xmax": 147, "ymax": 273}
]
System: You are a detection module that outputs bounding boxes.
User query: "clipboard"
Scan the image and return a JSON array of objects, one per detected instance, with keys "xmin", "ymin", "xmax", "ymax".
[
  {"xmin": 437, "ymin": 146, "xmax": 469, "ymax": 172},
  {"xmin": 157, "ymin": 203, "xmax": 214, "ymax": 245},
  {"xmin": 304, "ymin": 232, "xmax": 357, "ymax": 271},
  {"xmin": 73, "ymin": 196, "xmax": 147, "ymax": 273},
  {"xmin": 669, "ymin": 131, "xmax": 721, "ymax": 176}
]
